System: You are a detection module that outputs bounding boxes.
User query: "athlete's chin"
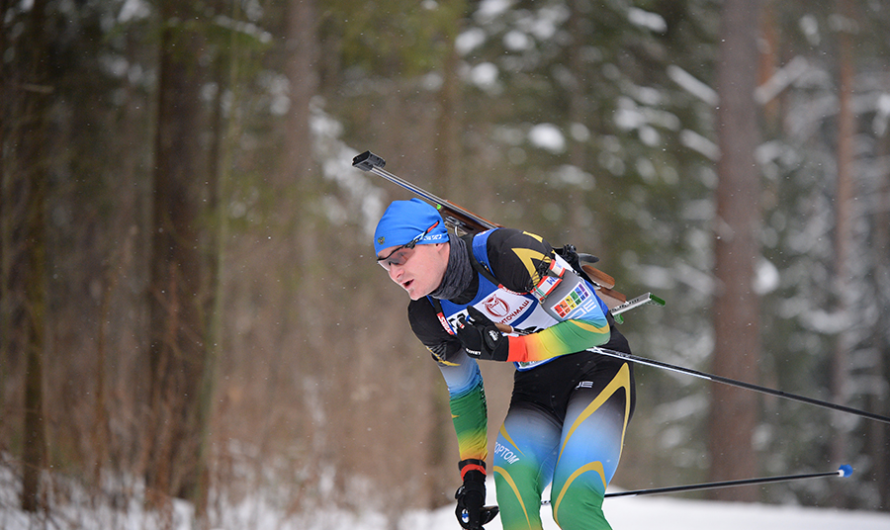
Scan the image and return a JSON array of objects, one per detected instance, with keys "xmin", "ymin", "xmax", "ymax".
[
  {"xmin": 405, "ymin": 284, "xmax": 431, "ymax": 300},
  {"xmin": 407, "ymin": 289, "xmax": 427, "ymax": 301}
]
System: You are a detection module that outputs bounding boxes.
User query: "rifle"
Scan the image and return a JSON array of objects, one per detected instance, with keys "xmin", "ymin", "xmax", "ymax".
[{"xmin": 352, "ymin": 151, "xmax": 664, "ymax": 319}]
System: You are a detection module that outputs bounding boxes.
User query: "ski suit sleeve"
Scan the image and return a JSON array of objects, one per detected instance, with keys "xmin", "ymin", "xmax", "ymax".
[
  {"xmin": 486, "ymin": 229, "xmax": 611, "ymax": 363},
  {"xmin": 408, "ymin": 300, "xmax": 488, "ymax": 463},
  {"xmin": 437, "ymin": 352, "xmax": 489, "ymax": 462}
]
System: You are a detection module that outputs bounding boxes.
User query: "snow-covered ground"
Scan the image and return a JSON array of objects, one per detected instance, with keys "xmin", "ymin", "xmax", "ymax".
[
  {"xmin": 3, "ymin": 473, "xmax": 890, "ymax": 530},
  {"xmin": 406, "ymin": 481, "xmax": 890, "ymax": 530},
  {"xmin": 403, "ymin": 493, "xmax": 890, "ymax": 530}
]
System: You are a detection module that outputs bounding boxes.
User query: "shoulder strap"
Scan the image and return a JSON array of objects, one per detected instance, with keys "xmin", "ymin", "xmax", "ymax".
[{"xmin": 466, "ymin": 231, "xmax": 501, "ymax": 286}]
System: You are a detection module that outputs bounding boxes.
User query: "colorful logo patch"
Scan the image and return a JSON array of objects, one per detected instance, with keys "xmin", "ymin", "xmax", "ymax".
[{"xmin": 551, "ymin": 282, "xmax": 591, "ymax": 319}]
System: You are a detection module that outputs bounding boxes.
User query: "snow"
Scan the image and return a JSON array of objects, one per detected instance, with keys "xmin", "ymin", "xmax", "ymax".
[
  {"xmin": 755, "ymin": 56, "xmax": 809, "ymax": 105},
  {"xmin": 627, "ymin": 7, "xmax": 667, "ymax": 33},
  {"xmin": 667, "ymin": 65, "xmax": 718, "ymax": 106},
  {"xmin": 470, "ymin": 62, "xmax": 500, "ymax": 90},
  {"xmin": 456, "ymin": 28, "xmax": 487, "ymax": 55},
  {"xmin": 117, "ymin": 0, "xmax": 150, "ymax": 22},
  {"xmin": 874, "ymin": 93, "xmax": 890, "ymax": 135},
  {"xmin": 476, "ymin": 0, "xmax": 513, "ymax": 20},
  {"xmin": 528, "ymin": 123, "xmax": 566, "ymax": 154},
  {"xmin": 603, "ymin": 495, "xmax": 890, "ymax": 530},
  {"xmin": 680, "ymin": 129, "xmax": 720, "ymax": 161},
  {"xmin": 4, "ymin": 472, "xmax": 890, "ymax": 530},
  {"xmin": 504, "ymin": 30, "xmax": 532, "ymax": 51},
  {"xmin": 754, "ymin": 258, "xmax": 780, "ymax": 295}
]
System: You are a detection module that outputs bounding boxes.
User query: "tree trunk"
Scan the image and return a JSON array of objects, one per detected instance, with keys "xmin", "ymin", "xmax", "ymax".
[
  {"xmin": 708, "ymin": 0, "xmax": 763, "ymax": 503},
  {"xmin": 282, "ymin": 0, "xmax": 320, "ymax": 288},
  {"xmin": 0, "ymin": 0, "xmax": 10, "ymax": 440},
  {"xmin": 8, "ymin": 0, "xmax": 52, "ymax": 513},
  {"xmin": 192, "ymin": 2, "xmax": 232, "ymax": 519},
  {"xmin": 256, "ymin": 0, "xmax": 323, "ymax": 509},
  {"xmin": 435, "ymin": 3, "xmax": 463, "ymax": 202},
  {"xmin": 145, "ymin": 1, "xmax": 211, "ymax": 506}
]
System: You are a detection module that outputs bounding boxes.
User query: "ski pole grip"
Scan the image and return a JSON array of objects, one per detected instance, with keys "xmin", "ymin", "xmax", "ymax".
[{"xmin": 353, "ymin": 151, "xmax": 386, "ymax": 171}]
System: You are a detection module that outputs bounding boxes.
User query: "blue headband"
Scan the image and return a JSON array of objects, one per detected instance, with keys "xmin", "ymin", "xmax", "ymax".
[{"xmin": 374, "ymin": 198, "xmax": 449, "ymax": 254}]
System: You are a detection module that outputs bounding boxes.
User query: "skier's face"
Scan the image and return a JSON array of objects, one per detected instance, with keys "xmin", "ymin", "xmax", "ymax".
[{"xmin": 378, "ymin": 242, "xmax": 449, "ymax": 300}]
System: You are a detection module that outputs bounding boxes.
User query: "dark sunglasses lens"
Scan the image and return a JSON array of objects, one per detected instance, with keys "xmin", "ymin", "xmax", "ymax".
[{"xmin": 377, "ymin": 245, "xmax": 413, "ymax": 270}]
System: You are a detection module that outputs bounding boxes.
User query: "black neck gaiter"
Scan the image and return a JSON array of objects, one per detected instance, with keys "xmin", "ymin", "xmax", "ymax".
[{"xmin": 430, "ymin": 235, "xmax": 474, "ymax": 301}]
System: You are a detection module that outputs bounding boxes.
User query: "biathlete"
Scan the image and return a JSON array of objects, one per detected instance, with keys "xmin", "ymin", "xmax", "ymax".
[{"xmin": 373, "ymin": 198, "xmax": 635, "ymax": 530}]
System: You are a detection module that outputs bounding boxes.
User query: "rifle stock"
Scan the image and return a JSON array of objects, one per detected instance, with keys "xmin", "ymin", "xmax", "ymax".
[{"xmin": 436, "ymin": 199, "xmax": 501, "ymax": 235}]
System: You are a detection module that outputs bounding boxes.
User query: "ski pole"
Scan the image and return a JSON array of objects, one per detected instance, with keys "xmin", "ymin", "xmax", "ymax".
[
  {"xmin": 584, "ymin": 345, "xmax": 890, "ymax": 425},
  {"xmin": 494, "ymin": 321, "xmax": 890, "ymax": 425},
  {"xmin": 538, "ymin": 465, "xmax": 853, "ymax": 503}
]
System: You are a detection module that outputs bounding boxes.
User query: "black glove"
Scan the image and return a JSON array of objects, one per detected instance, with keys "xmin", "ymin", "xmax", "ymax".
[
  {"xmin": 455, "ymin": 460, "xmax": 499, "ymax": 530},
  {"xmin": 455, "ymin": 306, "xmax": 510, "ymax": 361}
]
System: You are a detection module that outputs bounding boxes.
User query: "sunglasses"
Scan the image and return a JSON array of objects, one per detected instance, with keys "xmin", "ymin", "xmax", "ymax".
[{"xmin": 376, "ymin": 221, "xmax": 441, "ymax": 271}]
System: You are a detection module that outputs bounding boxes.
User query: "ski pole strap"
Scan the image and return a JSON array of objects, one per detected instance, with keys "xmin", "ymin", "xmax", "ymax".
[{"xmin": 459, "ymin": 459, "xmax": 487, "ymax": 479}]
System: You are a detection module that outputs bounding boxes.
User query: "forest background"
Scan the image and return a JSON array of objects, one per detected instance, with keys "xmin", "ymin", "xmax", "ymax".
[{"xmin": 2, "ymin": 0, "xmax": 889, "ymax": 527}]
